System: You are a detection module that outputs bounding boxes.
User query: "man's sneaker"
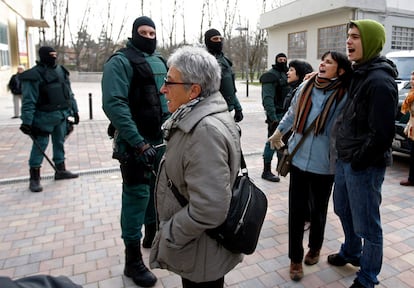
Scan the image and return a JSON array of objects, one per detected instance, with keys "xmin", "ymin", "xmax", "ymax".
[
  {"xmin": 327, "ymin": 253, "xmax": 360, "ymax": 267},
  {"xmin": 349, "ymin": 278, "xmax": 366, "ymax": 288}
]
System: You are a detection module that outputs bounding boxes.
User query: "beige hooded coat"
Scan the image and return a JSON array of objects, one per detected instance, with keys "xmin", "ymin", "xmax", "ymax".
[{"xmin": 150, "ymin": 92, "xmax": 243, "ymax": 282}]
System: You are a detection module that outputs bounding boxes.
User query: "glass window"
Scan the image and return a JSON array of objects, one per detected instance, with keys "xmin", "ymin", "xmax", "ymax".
[
  {"xmin": 317, "ymin": 24, "xmax": 347, "ymax": 58},
  {"xmin": 288, "ymin": 31, "xmax": 307, "ymax": 59},
  {"xmin": 387, "ymin": 56, "xmax": 414, "ymax": 80},
  {"xmin": 392, "ymin": 26, "xmax": 414, "ymax": 50},
  {"xmin": 0, "ymin": 22, "xmax": 10, "ymax": 66}
]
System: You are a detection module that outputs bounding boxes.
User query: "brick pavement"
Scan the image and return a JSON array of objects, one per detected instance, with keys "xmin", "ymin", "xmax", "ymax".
[{"xmin": 0, "ymin": 81, "xmax": 414, "ymax": 287}]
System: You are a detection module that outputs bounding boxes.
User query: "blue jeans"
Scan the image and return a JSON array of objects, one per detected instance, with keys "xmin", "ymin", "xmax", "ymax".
[{"xmin": 333, "ymin": 160, "xmax": 384, "ymax": 288}]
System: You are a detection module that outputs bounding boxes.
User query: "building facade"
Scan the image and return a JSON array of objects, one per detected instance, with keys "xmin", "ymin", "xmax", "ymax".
[
  {"xmin": 0, "ymin": 0, "xmax": 47, "ymax": 96},
  {"xmin": 260, "ymin": 0, "xmax": 414, "ymax": 69}
]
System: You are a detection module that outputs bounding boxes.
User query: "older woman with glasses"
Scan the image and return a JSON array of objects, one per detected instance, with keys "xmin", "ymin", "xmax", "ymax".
[{"xmin": 149, "ymin": 46, "xmax": 243, "ymax": 288}]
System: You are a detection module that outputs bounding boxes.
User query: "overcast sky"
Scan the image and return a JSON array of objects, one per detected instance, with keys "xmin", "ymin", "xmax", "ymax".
[
  {"xmin": 74, "ymin": 0, "xmax": 262, "ymax": 44},
  {"xmin": 33, "ymin": 0, "xmax": 294, "ymax": 45}
]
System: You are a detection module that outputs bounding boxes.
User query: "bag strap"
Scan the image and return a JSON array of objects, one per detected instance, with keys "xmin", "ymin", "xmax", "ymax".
[
  {"xmin": 168, "ymin": 148, "xmax": 246, "ymax": 208},
  {"xmin": 168, "ymin": 178, "xmax": 188, "ymax": 207},
  {"xmin": 288, "ymin": 117, "xmax": 318, "ymax": 158},
  {"xmin": 167, "ymin": 116, "xmax": 245, "ymax": 207}
]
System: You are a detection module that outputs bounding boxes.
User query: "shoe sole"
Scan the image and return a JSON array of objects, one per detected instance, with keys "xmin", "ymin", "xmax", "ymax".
[
  {"xmin": 55, "ymin": 175, "xmax": 79, "ymax": 180},
  {"xmin": 328, "ymin": 256, "xmax": 360, "ymax": 267},
  {"xmin": 124, "ymin": 270, "xmax": 157, "ymax": 287},
  {"xmin": 261, "ymin": 176, "xmax": 280, "ymax": 182},
  {"xmin": 304, "ymin": 258, "xmax": 319, "ymax": 265},
  {"xmin": 290, "ymin": 273, "xmax": 303, "ymax": 281}
]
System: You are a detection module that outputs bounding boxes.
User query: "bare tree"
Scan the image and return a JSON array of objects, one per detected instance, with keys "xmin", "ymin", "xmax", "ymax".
[
  {"xmin": 249, "ymin": 25, "xmax": 267, "ymax": 80},
  {"xmin": 37, "ymin": 0, "xmax": 270, "ymax": 73},
  {"xmin": 140, "ymin": 0, "xmax": 144, "ymax": 15},
  {"xmin": 68, "ymin": 2, "xmax": 92, "ymax": 71},
  {"xmin": 39, "ymin": 0, "xmax": 46, "ymax": 44},
  {"xmin": 220, "ymin": 0, "xmax": 239, "ymax": 39},
  {"xmin": 159, "ymin": 13, "xmax": 166, "ymax": 48},
  {"xmin": 94, "ymin": 0, "xmax": 128, "ymax": 70},
  {"xmin": 167, "ymin": 0, "xmax": 178, "ymax": 47},
  {"xmin": 247, "ymin": 0, "xmax": 269, "ymax": 80},
  {"xmin": 181, "ymin": 7, "xmax": 186, "ymax": 44},
  {"xmin": 198, "ymin": 0, "xmax": 207, "ymax": 44},
  {"xmin": 39, "ymin": 0, "xmax": 69, "ymax": 62}
]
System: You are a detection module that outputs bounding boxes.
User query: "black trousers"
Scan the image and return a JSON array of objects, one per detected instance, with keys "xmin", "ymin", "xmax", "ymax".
[
  {"xmin": 182, "ymin": 277, "xmax": 224, "ymax": 288},
  {"xmin": 409, "ymin": 140, "xmax": 414, "ymax": 182},
  {"xmin": 288, "ymin": 165, "xmax": 334, "ymax": 262}
]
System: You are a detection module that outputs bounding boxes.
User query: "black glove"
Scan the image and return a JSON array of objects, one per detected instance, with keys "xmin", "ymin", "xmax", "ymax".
[
  {"xmin": 107, "ymin": 123, "xmax": 116, "ymax": 138},
  {"xmin": 74, "ymin": 113, "xmax": 80, "ymax": 124},
  {"xmin": 234, "ymin": 110, "xmax": 244, "ymax": 122},
  {"xmin": 20, "ymin": 124, "xmax": 32, "ymax": 135},
  {"xmin": 66, "ymin": 121, "xmax": 74, "ymax": 137},
  {"xmin": 135, "ymin": 141, "xmax": 157, "ymax": 167}
]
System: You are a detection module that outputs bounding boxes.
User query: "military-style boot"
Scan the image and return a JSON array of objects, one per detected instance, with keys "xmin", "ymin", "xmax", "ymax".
[
  {"xmin": 29, "ymin": 167, "xmax": 43, "ymax": 192},
  {"xmin": 142, "ymin": 223, "xmax": 156, "ymax": 249},
  {"xmin": 54, "ymin": 162, "xmax": 78, "ymax": 180},
  {"xmin": 261, "ymin": 162, "xmax": 280, "ymax": 182},
  {"xmin": 124, "ymin": 243, "xmax": 157, "ymax": 287}
]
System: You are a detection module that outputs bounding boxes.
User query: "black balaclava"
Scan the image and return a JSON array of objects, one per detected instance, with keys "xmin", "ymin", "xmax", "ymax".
[
  {"xmin": 204, "ymin": 29, "xmax": 223, "ymax": 55},
  {"xmin": 131, "ymin": 16, "xmax": 156, "ymax": 54},
  {"xmin": 274, "ymin": 52, "xmax": 288, "ymax": 72},
  {"xmin": 39, "ymin": 46, "xmax": 57, "ymax": 67},
  {"xmin": 288, "ymin": 60, "xmax": 313, "ymax": 84}
]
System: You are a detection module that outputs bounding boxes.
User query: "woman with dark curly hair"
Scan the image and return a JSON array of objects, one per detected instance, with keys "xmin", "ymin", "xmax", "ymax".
[{"xmin": 269, "ymin": 50, "xmax": 352, "ymax": 281}]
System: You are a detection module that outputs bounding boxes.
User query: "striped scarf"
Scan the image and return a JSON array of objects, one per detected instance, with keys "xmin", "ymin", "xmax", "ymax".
[{"xmin": 293, "ymin": 74, "xmax": 347, "ymax": 135}]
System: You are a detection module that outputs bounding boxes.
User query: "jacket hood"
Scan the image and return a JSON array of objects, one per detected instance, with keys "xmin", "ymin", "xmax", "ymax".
[
  {"xmin": 350, "ymin": 19, "xmax": 385, "ymax": 63},
  {"xmin": 353, "ymin": 56, "xmax": 398, "ymax": 79}
]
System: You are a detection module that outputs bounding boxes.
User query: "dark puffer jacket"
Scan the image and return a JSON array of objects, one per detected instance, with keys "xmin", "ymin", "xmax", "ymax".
[{"xmin": 336, "ymin": 56, "xmax": 398, "ymax": 170}]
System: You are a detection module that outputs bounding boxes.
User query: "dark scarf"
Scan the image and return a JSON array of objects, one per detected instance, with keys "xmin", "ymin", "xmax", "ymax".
[{"xmin": 293, "ymin": 74, "xmax": 346, "ymax": 135}]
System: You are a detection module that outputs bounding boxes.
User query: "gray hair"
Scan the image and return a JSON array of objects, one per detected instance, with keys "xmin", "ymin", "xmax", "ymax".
[{"xmin": 167, "ymin": 45, "xmax": 221, "ymax": 97}]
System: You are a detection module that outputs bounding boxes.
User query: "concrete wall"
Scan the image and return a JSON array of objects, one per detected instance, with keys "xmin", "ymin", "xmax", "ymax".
[
  {"xmin": 69, "ymin": 71, "xmax": 103, "ymax": 83},
  {"xmin": 265, "ymin": 9, "xmax": 354, "ymax": 70},
  {"xmin": 0, "ymin": 0, "xmax": 36, "ymax": 97},
  {"xmin": 260, "ymin": 0, "xmax": 414, "ymax": 69}
]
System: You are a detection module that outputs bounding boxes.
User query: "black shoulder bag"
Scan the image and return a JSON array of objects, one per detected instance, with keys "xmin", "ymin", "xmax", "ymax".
[{"xmin": 168, "ymin": 149, "xmax": 268, "ymax": 255}]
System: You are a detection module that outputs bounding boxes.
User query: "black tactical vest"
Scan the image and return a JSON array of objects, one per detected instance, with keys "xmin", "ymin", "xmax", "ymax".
[
  {"xmin": 117, "ymin": 47, "xmax": 166, "ymax": 141},
  {"xmin": 21, "ymin": 65, "xmax": 71, "ymax": 112}
]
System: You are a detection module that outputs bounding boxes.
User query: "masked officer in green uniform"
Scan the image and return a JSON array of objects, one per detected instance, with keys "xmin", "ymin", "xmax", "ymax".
[
  {"xmin": 259, "ymin": 53, "xmax": 289, "ymax": 182},
  {"xmin": 20, "ymin": 46, "xmax": 79, "ymax": 193},
  {"xmin": 204, "ymin": 28, "xmax": 244, "ymax": 122},
  {"xmin": 102, "ymin": 16, "xmax": 169, "ymax": 288}
]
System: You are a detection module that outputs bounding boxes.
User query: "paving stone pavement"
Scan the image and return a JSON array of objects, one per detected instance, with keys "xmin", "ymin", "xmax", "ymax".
[{"xmin": 0, "ymin": 81, "xmax": 414, "ymax": 287}]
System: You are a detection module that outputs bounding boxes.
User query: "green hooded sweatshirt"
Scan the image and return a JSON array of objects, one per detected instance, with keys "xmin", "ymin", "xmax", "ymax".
[{"xmin": 350, "ymin": 19, "xmax": 386, "ymax": 63}]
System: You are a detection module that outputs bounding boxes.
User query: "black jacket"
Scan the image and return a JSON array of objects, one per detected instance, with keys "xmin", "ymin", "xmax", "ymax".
[
  {"xmin": 336, "ymin": 56, "xmax": 398, "ymax": 170},
  {"xmin": 8, "ymin": 74, "xmax": 22, "ymax": 95}
]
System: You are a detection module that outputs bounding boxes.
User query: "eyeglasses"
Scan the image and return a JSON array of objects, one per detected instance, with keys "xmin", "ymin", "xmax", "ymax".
[{"xmin": 163, "ymin": 77, "xmax": 194, "ymax": 87}]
